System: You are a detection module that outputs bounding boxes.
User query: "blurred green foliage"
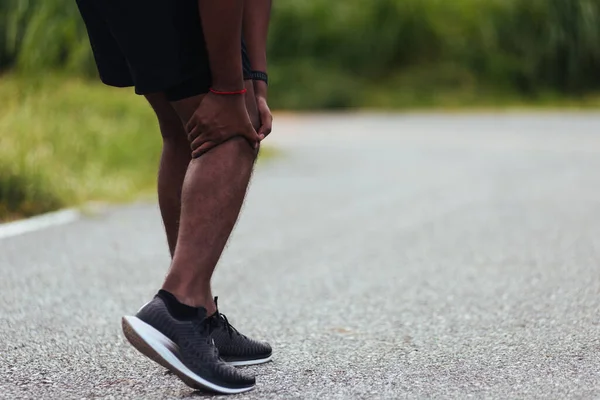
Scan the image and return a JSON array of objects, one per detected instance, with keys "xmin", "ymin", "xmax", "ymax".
[
  {"xmin": 0, "ymin": 75, "xmax": 276, "ymax": 221},
  {"xmin": 0, "ymin": 75, "xmax": 162, "ymax": 220},
  {"xmin": 1, "ymin": 0, "xmax": 600, "ymax": 109}
]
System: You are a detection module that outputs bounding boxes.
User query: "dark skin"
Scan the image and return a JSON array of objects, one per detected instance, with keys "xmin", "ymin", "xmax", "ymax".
[
  {"xmin": 185, "ymin": 90, "xmax": 261, "ymax": 158},
  {"xmin": 145, "ymin": 80, "xmax": 261, "ymax": 257},
  {"xmin": 150, "ymin": 0, "xmax": 271, "ymax": 258},
  {"xmin": 244, "ymin": 0, "xmax": 273, "ymax": 138},
  {"xmin": 186, "ymin": 0, "xmax": 273, "ymax": 156},
  {"xmin": 185, "ymin": 0, "xmax": 259, "ymax": 158},
  {"xmin": 151, "ymin": 0, "xmax": 273, "ymax": 312}
]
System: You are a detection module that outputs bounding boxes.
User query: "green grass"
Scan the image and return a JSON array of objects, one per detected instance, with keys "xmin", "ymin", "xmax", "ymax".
[{"xmin": 0, "ymin": 74, "xmax": 274, "ymax": 221}]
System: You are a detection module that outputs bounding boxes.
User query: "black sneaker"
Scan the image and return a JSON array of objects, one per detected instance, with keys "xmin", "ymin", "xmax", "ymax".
[
  {"xmin": 207, "ymin": 297, "xmax": 273, "ymax": 366},
  {"xmin": 121, "ymin": 295, "xmax": 255, "ymax": 394}
]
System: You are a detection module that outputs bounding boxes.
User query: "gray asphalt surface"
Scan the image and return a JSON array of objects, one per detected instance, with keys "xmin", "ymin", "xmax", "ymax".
[{"xmin": 2, "ymin": 113, "xmax": 600, "ymax": 399}]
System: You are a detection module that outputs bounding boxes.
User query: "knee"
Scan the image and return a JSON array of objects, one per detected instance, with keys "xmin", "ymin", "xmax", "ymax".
[
  {"xmin": 193, "ymin": 135, "xmax": 258, "ymax": 159},
  {"xmin": 153, "ymin": 106, "xmax": 189, "ymax": 143},
  {"xmin": 146, "ymin": 93, "xmax": 187, "ymax": 141},
  {"xmin": 158, "ymin": 118, "xmax": 187, "ymax": 142}
]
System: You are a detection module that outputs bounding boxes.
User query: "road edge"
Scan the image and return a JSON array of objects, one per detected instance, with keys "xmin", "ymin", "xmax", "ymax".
[{"xmin": 0, "ymin": 209, "xmax": 80, "ymax": 240}]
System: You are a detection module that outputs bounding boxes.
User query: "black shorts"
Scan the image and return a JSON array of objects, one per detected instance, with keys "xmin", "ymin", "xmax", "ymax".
[{"xmin": 76, "ymin": 0, "xmax": 252, "ymax": 101}]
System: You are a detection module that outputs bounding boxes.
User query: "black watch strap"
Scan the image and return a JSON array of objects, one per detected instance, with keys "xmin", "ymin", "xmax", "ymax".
[{"xmin": 251, "ymin": 70, "xmax": 268, "ymax": 85}]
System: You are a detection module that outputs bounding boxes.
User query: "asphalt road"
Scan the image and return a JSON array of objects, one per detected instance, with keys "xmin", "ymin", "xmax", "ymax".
[{"xmin": 2, "ymin": 113, "xmax": 600, "ymax": 399}]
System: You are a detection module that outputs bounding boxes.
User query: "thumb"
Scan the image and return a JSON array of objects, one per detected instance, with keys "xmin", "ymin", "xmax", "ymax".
[
  {"xmin": 254, "ymin": 125, "xmax": 265, "ymax": 141},
  {"xmin": 247, "ymin": 124, "xmax": 262, "ymax": 148},
  {"xmin": 258, "ymin": 112, "xmax": 272, "ymax": 138}
]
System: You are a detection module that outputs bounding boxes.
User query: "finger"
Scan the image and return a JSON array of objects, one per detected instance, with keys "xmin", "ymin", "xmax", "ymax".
[
  {"xmin": 258, "ymin": 113, "xmax": 273, "ymax": 137},
  {"xmin": 187, "ymin": 125, "xmax": 201, "ymax": 143},
  {"xmin": 190, "ymin": 136, "xmax": 204, "ymax": 151},
  {"xmin": 191, "ymin": 140, "xmax": 217, "ymax": 158},
  {"xmin": 245, "ymin": 125, "xmax": 261, "ymax": 148},
  {"xmin": 184, "ymin": 114, "xmax": 198, "ymax": 134},
  {"xmin": 257, "ymin": 126, "xmax": 267, "ymax": 139},
  {"xmin": 258, "ymin": 123, "xmax": 272, "ymax": 138},
  {"xmin": 190, "ymin": 128, "xmax": 221, "ymax": 151}
]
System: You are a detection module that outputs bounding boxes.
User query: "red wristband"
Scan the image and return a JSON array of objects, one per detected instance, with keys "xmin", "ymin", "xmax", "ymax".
[{"xmin": 209, "ymin": 88, "xmax": 247, "ymax": 95}]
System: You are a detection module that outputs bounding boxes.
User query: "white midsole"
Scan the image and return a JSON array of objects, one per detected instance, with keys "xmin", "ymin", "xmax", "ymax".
[
  {"xmin": 228, "ymin": 355, "xmax": 273, "ymax": 367},
  {"xmin": 123, "ymin": 316, "xmax": 254, "ymax": 394}
]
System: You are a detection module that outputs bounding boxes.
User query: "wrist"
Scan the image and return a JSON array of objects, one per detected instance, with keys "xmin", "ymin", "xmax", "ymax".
[
  {"xmin": 250, "ymin": 70, "xmax": 268, "ymax": 85},
  {"xmin": 253, "ymin": 80, "xmax": 268, "ymax": 99},
  {"xmin": 210, "ymin": 87, "xmax": 247, "ymax": 95},
  {"xmin": 210, "ymin": 76, "xmax": 245, "ymax": 93}
]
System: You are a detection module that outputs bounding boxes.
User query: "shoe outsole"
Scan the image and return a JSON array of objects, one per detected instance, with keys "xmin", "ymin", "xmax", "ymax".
[{"xmin": 121, "ymin": 316, "xmax": 255, "ymax": 394}]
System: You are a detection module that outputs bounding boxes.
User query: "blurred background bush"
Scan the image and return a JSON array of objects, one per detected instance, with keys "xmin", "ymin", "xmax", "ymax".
[{"xmin": 1, "ymin": 0, "xmax": 599, "ymax": 219}]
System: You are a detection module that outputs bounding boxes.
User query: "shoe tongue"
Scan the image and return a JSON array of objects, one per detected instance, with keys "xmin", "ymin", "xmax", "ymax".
[{"xmin": 196, "ymin": 307, "xmax": 208, "ymax": 320}]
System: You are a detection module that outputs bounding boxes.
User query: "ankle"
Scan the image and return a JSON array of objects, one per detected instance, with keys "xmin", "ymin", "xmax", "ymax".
[{"xmin": 160, "ymin": 285, "xmax": 216, "ymax": 314}]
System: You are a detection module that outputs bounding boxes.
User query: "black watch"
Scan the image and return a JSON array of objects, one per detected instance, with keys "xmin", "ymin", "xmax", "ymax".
[{"xmin": 251, "ymin": 70, "xmax": 268, "ymax": 85}]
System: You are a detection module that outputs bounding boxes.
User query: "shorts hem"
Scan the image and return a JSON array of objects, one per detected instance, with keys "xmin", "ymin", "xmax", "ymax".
[
  {"xmin": 101, "ymin": 72, "xmax": 211, "ymax": 101},
  {"xmin": 100, "ymin": 77, "xmax": 134, "ymax": 89},
  {"xmin": 149, "ymin": 72, "xmax": 211, "ymax": 101}
]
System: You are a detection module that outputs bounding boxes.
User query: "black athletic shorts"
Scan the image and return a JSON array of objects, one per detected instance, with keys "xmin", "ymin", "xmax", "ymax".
[{"xmin": 76, "ymin": 0, "xmax": 252, "ymax": 101}]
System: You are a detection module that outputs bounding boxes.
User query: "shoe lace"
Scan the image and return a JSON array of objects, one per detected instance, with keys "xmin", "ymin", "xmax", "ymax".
[
  {"xmin": 216, "ymin": 312, "xmax": 245, "ymax": 338},
  {"xmin": 209, "ymin": 296, "xmax": 245, "ymax": 339}
]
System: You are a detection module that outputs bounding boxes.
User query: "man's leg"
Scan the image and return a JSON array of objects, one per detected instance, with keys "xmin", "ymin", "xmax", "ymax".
[
  {"xmin": 147, "ymin": 82, "xmax": 259, "ymax": 258},
  {"xmin": 143, "ymin": 86, "xmax": 271, "ymax": 367},
  {"xmin": 145, "ymin": 93, "xmax": 191, "ymax": 257},
  {"xmin": 122, "ymin": 89, "xmax": 265, "ymax": 392},
  {"xmin": 159, "ymin": 92, "xmax": 258, "ymax": 315}
]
